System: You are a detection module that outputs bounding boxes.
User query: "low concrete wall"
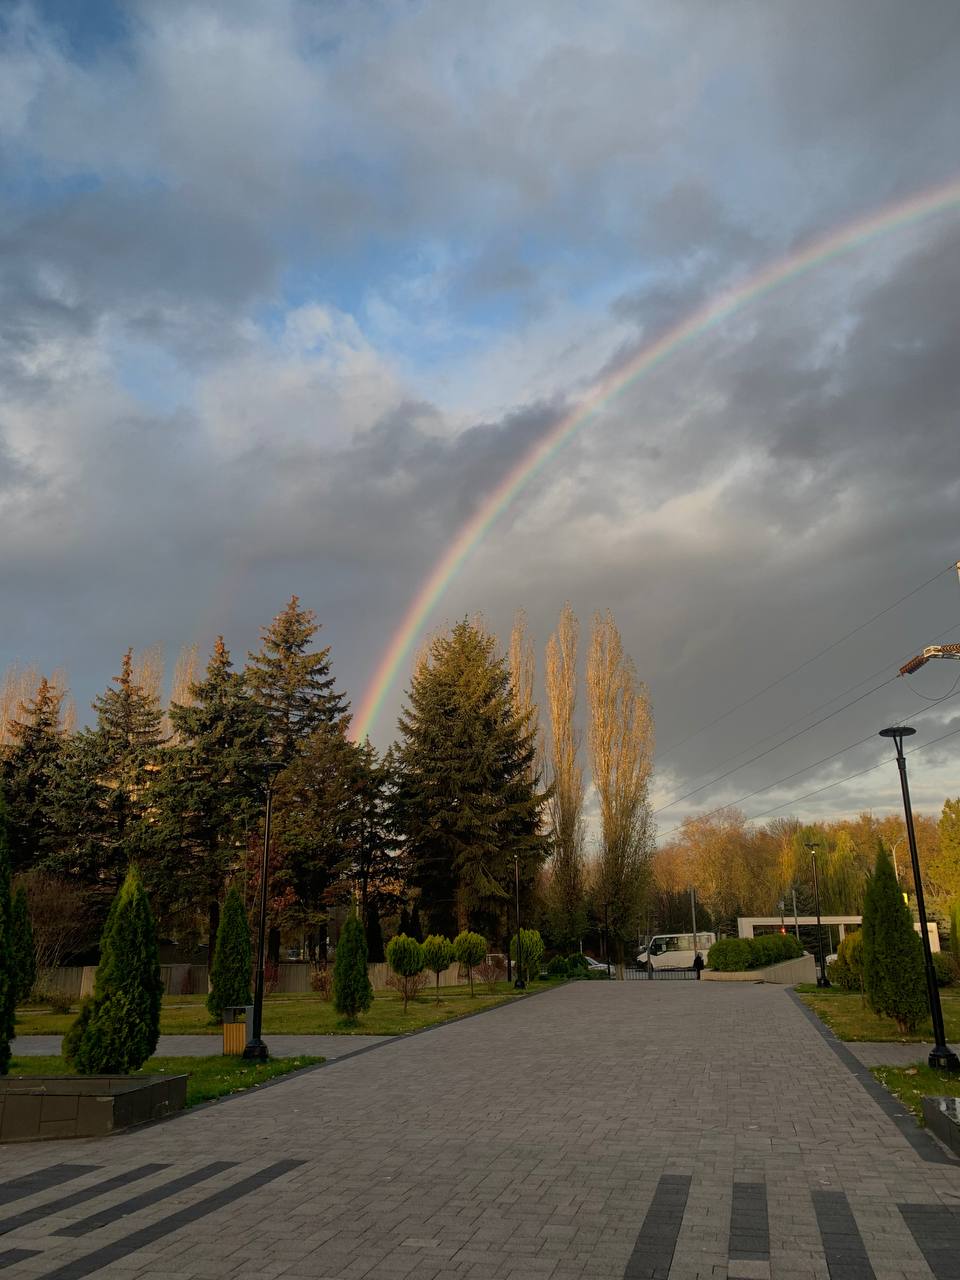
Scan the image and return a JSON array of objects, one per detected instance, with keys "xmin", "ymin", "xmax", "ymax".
[
  {"xmin": 0, "ymin": 1075, "xmax": 187, "ymax": 1142},
  {"xmin": 702, "ymin": 953, "xmax": 816, "ymax": 985}
]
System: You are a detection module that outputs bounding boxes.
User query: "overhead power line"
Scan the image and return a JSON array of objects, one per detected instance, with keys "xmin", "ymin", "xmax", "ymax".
[
  {"xmin": 656, "ymin": 683, "xmax": 960, "ymax": 840},
  {"xmin": 659, "ymin": 560, "xmax": 957, "ymax": 760},
  {"xmin": 654, "ymin": 620, "xmax": 960, "ymax": 816}
]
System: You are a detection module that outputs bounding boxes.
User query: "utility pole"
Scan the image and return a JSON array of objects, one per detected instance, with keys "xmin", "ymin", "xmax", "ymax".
[
  {"xmin": 805, "ymin": 843, "xmax": 831, "ymax": 988},
  {"xmin": 690, "ymin": 886, "xmax": 698, "ymax": 953},
  {"xmin": 791, "ymin": 888, "xmax": 800, "ymax": 941}
]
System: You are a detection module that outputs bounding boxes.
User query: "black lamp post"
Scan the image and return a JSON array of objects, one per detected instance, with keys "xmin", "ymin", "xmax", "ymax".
[
  {"xmin": 805, "ymin": 843, "xmax": 831, "ymax": 988},
  {"xmin": 879, "ymin": 727, "xmax": 960, "ymax": 1072},
  {"xmin": 514, "ymin": 854, "xmax": 525, "ymax": 990},
  {"xmin": 243, "ymin": 760, "xmax": 283, "ymax": 1061}
]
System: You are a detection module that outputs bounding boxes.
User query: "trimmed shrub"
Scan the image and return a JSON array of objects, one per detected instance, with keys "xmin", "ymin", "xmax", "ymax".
[
  {"xmin": 206, "ymin": 886, "xmax": 252, "ymax": 1023},
  {"xmin": 828, "ymin": 930, "xmax": 864, "ymax": 993},
  {"xmin": 421, "ymin": 934, "xmax": 455, "ymax": 1004},
  {"xmin": 862, "ymin": 842, "xmax": 927, "ymax": 1034},
  {"xmin": 11, "ymin": 884, "xmax": 35, "ymax": 1005},
  {"xmin": 0, "ymin": 793, "xmax": 15, "ymax": 1076},
  {"xmin": 386, "ymin": 933, "xmax": 425, "ymax": 1012},
  {"xmin": 62, "ymin": 865, "xmax": 163, "ymax": 1074},
  {"xmin": 933, "ymin": 951, "xmax": 957, "ymax": 988},
  {"xmin": 566, "ymin": 952, "xmax": 589, "ymax": 976},
  {"xmin": 333, "ymin": 914, "xmax": 374, "ymax": 1021},
  {"xmin": 453, "ymin": 930, "xmax": 487, "ymax": 996},
  {"xmin": 510, "ymin": 928, "xmax": 545, "ymax": 984},
  {"xmin": 707, "ymin": 933, "xmax": 802, "ymax": 972},
  {"xmin": 546, "ymin": 956, "xmax": 569, "ymax": 978}
]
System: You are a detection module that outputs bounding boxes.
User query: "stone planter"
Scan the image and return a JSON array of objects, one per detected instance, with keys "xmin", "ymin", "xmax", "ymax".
[
  {"xmin": 0, "ymin": 1075, "xmax": 187, "ymax": 1142},
  {"xmin": 922, "ymin": 1096, "xmax": 960, "ymax": 1158}
]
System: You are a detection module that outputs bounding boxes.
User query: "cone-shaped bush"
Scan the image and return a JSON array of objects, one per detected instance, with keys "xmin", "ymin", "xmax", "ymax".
[
  {"xmin": 333, "ymin": 913, "xmax": 373, "ymax": 1020},
  {"xmin": 366, "ymin": 904, "xmax": 385, "ymax": 963},
  {"xmin": 862, "ymin": 842, "xmax": 927, "ymax": 1034},
  {"xmin": 421, "ymin": 934, "xmax": 455, "ymax": 1003},
  {"xmin": 511, "ymin": 929, "xmax": 545, "ymax": 984},
  {"xmin": 62, "ymin": 865, "xmax": 162, "ymax": 1074},
  {"xmin": 0, "ymin": 794, "xmax": 15, "ymax": 1076},
  {"xmin": 453, "ymin": 930, "xmax": 486, "ymax": 996},
  {"xmin": 386, "ymin": 933, "xmax": 425, "ymax": 1012},
  {"xmin": 207, "ymin": 886, "xmax": 252, "ymax": 1022},
  {"xmin": 11, "ymin": 886, "xmax": 35, "ymax": 1004}
]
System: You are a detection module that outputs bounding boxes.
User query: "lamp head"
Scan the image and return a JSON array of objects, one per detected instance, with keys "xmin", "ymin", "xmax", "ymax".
[{"xmin": 880, "ymin": 725, "xmax": 916, "ymax": 740}]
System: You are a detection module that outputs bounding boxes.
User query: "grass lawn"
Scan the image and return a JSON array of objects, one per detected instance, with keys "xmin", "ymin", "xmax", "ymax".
[
  {"xmin": 15, "ymin": 979, "xmax": 560, "ymax": 1038},
  {"xmin": 796, "ymin": 985, "xmax": 960, "ymax": 1042},
  {"xmin": 871, "ymin": 1063, "xmax": 960, "ymax": 1123},
  {"xmin": 7, "ymin": 1055, "xmax": 322, "ymax": 1108}
]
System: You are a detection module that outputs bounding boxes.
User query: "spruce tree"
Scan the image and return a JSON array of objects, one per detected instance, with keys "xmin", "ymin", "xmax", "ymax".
[
  {"xmin": 409, "ymin": 902, "xmax": 423, "ymax": 942},
  {"xmin": 63, "ymin": 865, "xmax": 163, "ymax": 1074},
  {"xmin": 246, "ymin": 597, "xmax": 348, "ymax": 762},
  {"xmin": 365, "ymin": 902, "xmax": 385, "ymax": 963},
  {"xmin": 0, "ymin": 793, "xmax": 16, "ymax": 1075},
  {"xmin": 158, "ymin": 639, "xmax": 269, "ymax": 954},
  {"xmin": 11, "ymin": 886, "xmax": 35, "ymax": 1004},
  {"xmin": 333, "ymin": 913, "xmax": 373, "ymax": 1020},
  {"xmin": 393, "ymin": 621, "xmax": 549, "ymax": 937},
  {"xmin": 862, "ymin": 842, "xmax": 927, "ymax": 1034},
  {"xmin": 53, "ymin": 653, "xmax": 166, "ymax": 890},
  {"xmin": 207, "ymin": 886, "xmax": 252, "ymax": 1022},
  {"xmin": 0, "ymin": 677, "xmax": 65, "ymax": 873}
]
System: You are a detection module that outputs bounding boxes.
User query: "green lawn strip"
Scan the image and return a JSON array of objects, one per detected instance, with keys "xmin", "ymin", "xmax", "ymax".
[
  {"xmin": 16, "ymin": 979, "xmax": 562, "ymax": 1038},
  {"xmin": 870, "ymin": 1062, "xmax": 960, "ymax": 1124},
  {"xmin": 797, "ymin": 987, "xmax": 960, "ymax": 1043},
  {"xmin": 8, "ymin": 1055, "xmax": 322, "ymax": 1107}
]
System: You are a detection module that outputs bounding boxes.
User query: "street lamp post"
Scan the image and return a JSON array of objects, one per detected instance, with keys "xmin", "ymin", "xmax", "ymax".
[
  {"xmin": 243, "ymin": 761, "xmax": 283, "ymax": 1061},
  {"xmin": 805, "ymin": 843, "xmax": 831, "ymax": 988},
  {"xmin": 604, "ymin": 901, "xmax": 611, "ymax": 979},
  {"xmin": 514, "ymin": 854, "xmax": 525, "ymax": 990},
  {"xmin": 879, "ymin": 727, "xmax": 960, "ymax": 1072}
]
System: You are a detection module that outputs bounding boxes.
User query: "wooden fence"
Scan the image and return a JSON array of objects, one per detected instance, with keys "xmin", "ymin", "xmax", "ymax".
[{"xmin": 35, "ymin": 960, "xmax": 470, "ymax": 999}]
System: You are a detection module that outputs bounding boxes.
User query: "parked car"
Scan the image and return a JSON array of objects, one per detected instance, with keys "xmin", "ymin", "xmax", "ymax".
[{"xmin": 583, "ymin": 956, "xmax": 610, "ymax": 972}]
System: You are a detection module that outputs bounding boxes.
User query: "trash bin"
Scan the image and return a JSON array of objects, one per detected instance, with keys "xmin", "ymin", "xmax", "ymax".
[{"xmin": 222, "ymin": 1005, "xmax": 253, "ymax": 1055}]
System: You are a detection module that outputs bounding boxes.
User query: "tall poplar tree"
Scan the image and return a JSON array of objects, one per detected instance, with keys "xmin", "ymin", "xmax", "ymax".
[{"xmin": 393, "ymin": 620, "xmax": 549, "ymax": 938}]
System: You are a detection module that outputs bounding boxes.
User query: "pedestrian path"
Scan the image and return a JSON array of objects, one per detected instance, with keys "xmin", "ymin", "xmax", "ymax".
[
  {"xmin": 3, "ymin": 983, "xmax": 960, "ymax": 1280},
  {"xmin": 12, "ymin": 1034, "xmax": 389, "ymax": 1060}
]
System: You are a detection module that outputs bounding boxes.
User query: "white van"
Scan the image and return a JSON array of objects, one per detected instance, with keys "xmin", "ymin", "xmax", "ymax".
[{"xmin": 636, "ymin": 932, "xmax": 716, "ymax": 969}]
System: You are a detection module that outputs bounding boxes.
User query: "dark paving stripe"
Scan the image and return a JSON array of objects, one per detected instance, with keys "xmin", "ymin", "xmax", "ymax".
[
  {"xmin": 729, "ymin": 1181, "xmax": 769, "ymax": 1260},
  {"xmin": 787, "ymin": 988, "xmax": 956, "ymax": 1165},
  {"xmin": 0, "ymin": 1167, "xmax": 98, "ymax": 1207},
  {"xmin": 813, "ymin": 1190, "xmax": 876, "ymax": 1280},
  {"xmin": 899, "ymin": 1203, "xmax": 960, "ymax": 1279},
  {"xmin": 624, "ymin": 1173, "xmax": 691, "ymax": 1280},
  {"xmin": 53, "ymin": 1161, "xmax": 235, "ymax": 1237},
  {"xmin": 37, "ymin": 1160, "xmax": 304, "ymax": 1280},
  {"xmin": 0, "ymin": 1164, "xmax": 169, "ymax": 1237},
  {"xmin": 0, "ymin": 1249, "xmax": 41, "ymax": 1268}
]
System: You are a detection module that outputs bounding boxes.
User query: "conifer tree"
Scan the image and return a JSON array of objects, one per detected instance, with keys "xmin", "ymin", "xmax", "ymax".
[
  {"xmin": 207, "ymin": 886, "xmax": 252, "ymax": 1022},
  {"xmin": 398, "ymin": 905, "xmax": 411, "ymax": 936},
  {"xmin": 862, "ymin": 842, "xmax": 927, "ymax": 1034},
  {"xmin": 246, "ymin": 597, "xmax": 348, "ymax": 762},
  {"xmin": 11, "ymin": 885, "xmax": 35, "ymax": 1004},
  {"xmin": 53, "ymin": 653, "xmax": 166, "ymax": 890},
  {"xmin": 333, "ymin": 913, "xmax": 373, "ymax": 1021},
  {"xmin": 158, "ymin": 639, "xmax": 269, "ymax": 953},
  {"xmin": 394, "ymin": 620, "xmax": 549, "ymax": 937},
  {"xmin": 0, "ymin": 677, "xmax": 65, "ymax": 873},
  {"xmin": 409, "ymin": 901, "xmax": 423, "ymax": 942},
  {"xmin": 365, "ymin": 902, "xmax": 385, "ymax": 963},
  {"xmin": 62, "ymin": 864, "xmax": 163, "ymax": 1074},
  {"xmin": 0, "ymin": 793, "xmax": 15, "ymax": 1075}
]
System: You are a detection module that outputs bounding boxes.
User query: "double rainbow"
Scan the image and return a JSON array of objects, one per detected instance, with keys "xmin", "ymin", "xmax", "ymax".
[{"xmin": 352, "ymin": 177, "xmax": 960, "ymax": 743}]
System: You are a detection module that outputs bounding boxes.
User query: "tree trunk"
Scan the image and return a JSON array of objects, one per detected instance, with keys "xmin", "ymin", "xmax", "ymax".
[
  {"xmin": 267, "ymin": 926, "xmax": 281, "ymax": 967},
  {"xmin": 207, "ymin": 899, "xmax": 220, "ymax": 968}
]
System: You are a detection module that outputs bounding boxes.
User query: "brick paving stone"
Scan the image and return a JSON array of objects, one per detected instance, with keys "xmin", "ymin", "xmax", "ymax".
[{"xmin": 2, "ymin": 984, "xmax": 960, "ymax": 1279}]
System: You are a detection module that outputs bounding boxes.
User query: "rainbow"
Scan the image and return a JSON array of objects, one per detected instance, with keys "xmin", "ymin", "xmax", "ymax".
[{"xmin": 351, "ymin": 177, "xmax": 960, "ymax": 743}]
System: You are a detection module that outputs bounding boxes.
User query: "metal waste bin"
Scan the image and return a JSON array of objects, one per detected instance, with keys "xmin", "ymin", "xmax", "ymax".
[{"xmin": 222, "ymin": 1005, "xmax": 253, "ymax": 1055}]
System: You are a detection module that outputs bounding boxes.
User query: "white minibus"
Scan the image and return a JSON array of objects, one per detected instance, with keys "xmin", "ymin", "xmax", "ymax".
[{"xmin": 636, "ymin": 932, "xmax": 716, "ymax": 969}]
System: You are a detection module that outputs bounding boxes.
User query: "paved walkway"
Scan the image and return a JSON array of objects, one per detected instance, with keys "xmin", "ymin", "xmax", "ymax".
[
  {"xmin": 846, "ymin": 1042, "xmax": 937, "ymax": 1068},
  {"xmin": 12, "ymin": 1035, "xmax": 389, "ymax": 1060},
  {"xmin": 3, "ymin": 983, "xmax": 960, "ymax": 1280}
]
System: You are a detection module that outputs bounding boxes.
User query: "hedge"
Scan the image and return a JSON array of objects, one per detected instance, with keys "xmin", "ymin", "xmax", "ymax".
[{"xmin": 707, "ymin": 933, "xmax": 803, "ymax": 971}]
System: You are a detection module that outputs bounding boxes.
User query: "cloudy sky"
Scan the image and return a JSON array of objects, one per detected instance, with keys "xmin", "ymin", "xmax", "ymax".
[{"xmin": 3, "ymin": 0, "xmax": 960, "ymax": 832}]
